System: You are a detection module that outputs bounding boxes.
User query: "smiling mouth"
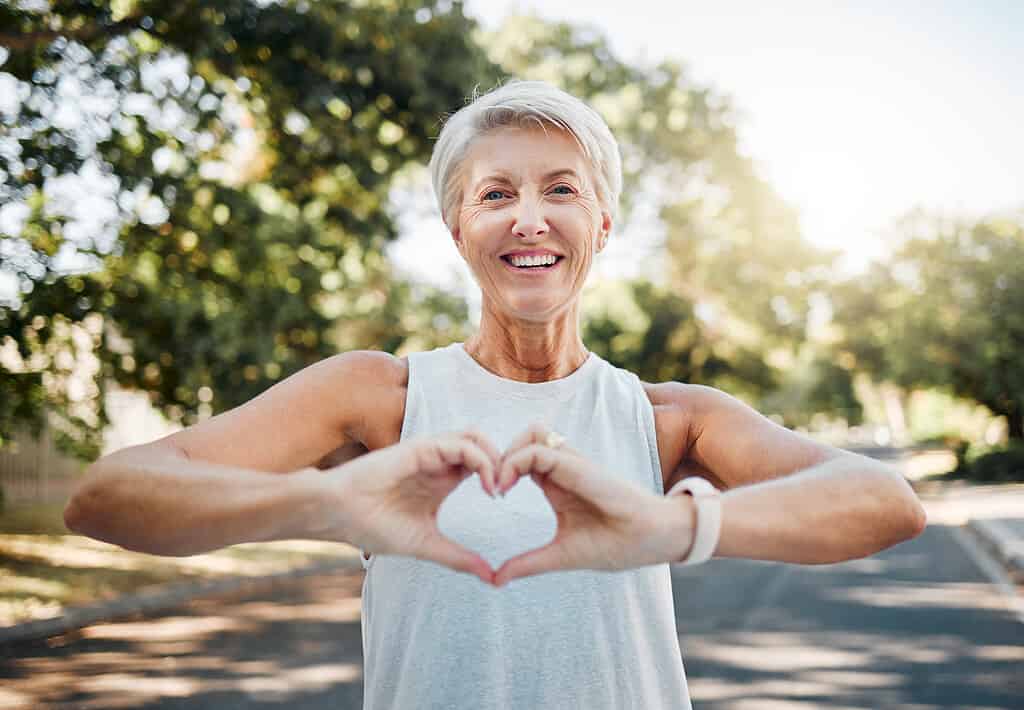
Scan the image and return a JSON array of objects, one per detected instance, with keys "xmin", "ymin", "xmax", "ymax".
[{"xmin": 500, "ymin": 256, "xmax": 565, "ymax": 270}]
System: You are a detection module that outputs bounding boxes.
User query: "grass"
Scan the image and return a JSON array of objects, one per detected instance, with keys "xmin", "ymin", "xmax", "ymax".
[
  {"xmin": 0, "ymin": 502, "xmax": 360, "ymax": 627},
  {"xmin": 0, "ymin": 503, "xmax": 71, "ymax": 535}
]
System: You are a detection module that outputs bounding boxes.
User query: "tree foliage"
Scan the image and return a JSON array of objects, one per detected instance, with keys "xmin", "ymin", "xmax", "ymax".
[
  {"xmin": 583, "ymin": 280, "xmax": 776, "ymax": 400},
  {"xmin": 486, "ymin": 15, "xmax": 830, "ymax": 399},
  {"xmin": 1, "ymin": 5, "xmax": 854, "ymax": 464},
  {"xmin": 0, "ymin": 0, "xmax": 494, "ymax": 458},
  {"xmin": 832, "ymin": 212, "xmax": 1024, "ymax": 439}
]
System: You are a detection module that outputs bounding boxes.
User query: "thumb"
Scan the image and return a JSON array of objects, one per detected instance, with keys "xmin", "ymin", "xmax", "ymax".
[
  {"xmin": 492, "ymin": 541, "xmax": 565, "ymax": 587},
  {"xmin": 419, "ymin": 533, "xmax": 496, "ymax": 586}
]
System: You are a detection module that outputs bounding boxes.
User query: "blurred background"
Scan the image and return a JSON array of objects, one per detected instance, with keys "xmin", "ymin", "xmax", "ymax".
[
  {"xmin": 2, "ymin": 2, "xmax": 1023, "ymax": 708},
  {"xmin": 3, "ymin": 0, "xmax": 1022, "ymax": 500},
  {"xmin": 1, "ymin": 2, "xmax": 1023, "ymax": 703}
]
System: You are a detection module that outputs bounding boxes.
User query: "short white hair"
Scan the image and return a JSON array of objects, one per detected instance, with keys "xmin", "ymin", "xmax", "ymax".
[{"xmin": 428, "ymin": 80, "xmax": 623, "ymax": 233}]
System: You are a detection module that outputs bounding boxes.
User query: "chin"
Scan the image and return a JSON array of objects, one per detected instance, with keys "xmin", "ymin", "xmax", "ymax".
[{"xmin": 501, "ymin": 298, "xmax": 566, "ymax": 321}]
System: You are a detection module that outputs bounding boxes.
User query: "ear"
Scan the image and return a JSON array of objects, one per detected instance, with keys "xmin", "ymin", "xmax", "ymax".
[
  {"xmin": 448, "ymin": 224, "xmax": 471, "ymax": 262},
  {"xmin": 597, "ymin": 211, "xmax": 612, "ymax": 253}
]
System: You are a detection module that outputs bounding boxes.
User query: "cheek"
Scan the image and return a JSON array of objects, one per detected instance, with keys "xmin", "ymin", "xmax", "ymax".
[
  {"xmin": 459, "ymin": 204, "xmax": 507, "ymax": 236},
  {"xmin": 459, "ymin": 205, "xmax": 483, "ymax": 231},
  {"xmin": 457, "ymin": 207, "xmax": 503, "ymax": 267},
  {"xmin": 552, "ymin": 199, "xmax": 601, "ymax": 246}
]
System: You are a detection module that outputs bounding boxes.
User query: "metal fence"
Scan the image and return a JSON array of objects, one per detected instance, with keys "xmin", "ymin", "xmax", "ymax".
[
  {"xmin": 0, "ymin": 386, "xmax": 182, "ymax": 508},
  {"xmin": 0, "ymin": 422, "xmax": 86, "ymax": 506}
]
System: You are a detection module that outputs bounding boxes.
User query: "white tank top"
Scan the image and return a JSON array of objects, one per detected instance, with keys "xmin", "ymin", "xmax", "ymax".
[{"xmin": 359, "ymin": 342, "xmax": 692, "ymax": 709}]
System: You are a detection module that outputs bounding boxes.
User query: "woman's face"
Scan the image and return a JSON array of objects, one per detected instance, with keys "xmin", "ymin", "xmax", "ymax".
[{"xmin": 453, "ymin": 125, "xmax": 612, "ymax": 322}]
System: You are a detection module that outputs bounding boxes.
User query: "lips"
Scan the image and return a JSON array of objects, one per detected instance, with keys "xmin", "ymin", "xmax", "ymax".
[
  {"xmin": 500, "ymin": 250, "xmax": 563, "ymax": 258},
  {"xmin": 499, "ymin": 255, "xmax": 564, "ymax": 273}
]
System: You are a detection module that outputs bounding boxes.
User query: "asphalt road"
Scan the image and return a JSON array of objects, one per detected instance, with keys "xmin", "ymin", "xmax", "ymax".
[
  {"xmin": 672, "ymin": 524, "xmax": 1023, "ymax": 709},
  {"xmin": 1, "ymin": 522, "xmax": 1021, "ymax": 709}
]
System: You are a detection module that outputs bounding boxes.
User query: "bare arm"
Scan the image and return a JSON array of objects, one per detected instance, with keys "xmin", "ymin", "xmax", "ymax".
[
  {"xmin": 657, "ymin": 384, "xmax": 927, "ymax": 565},
  {"xmin": 63, "ymin": 351, "xmax": 403, "ymax": 556},
  {"xmin": 63, "ymin": 449, "xmax": 344, "ymax": 556}
]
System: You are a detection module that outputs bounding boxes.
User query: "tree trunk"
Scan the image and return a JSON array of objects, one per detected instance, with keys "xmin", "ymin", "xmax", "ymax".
[
  {"xmin": 1009, "ymin": 412, "xmax": 1024, "ymax": 441},
  {"xmin": 880, "ymin": 383, "xmax": 909, "ymax": 446}
]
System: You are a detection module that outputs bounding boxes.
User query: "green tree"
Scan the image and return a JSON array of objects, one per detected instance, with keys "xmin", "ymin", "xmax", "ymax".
[
  {"xmin": 758, "ymin": 353, "xmax": 862, "ymax": 429},
  {"xmin": 832, "ymin": 212, "xmax": 1024, "ymax": 439},
  {"xmin": 486, "ymin": 15, "xmax": 831, "ymax": 400},
  {"xmin": 583, "ymin": 279, "xmax": 776, "ymax": 401},
  {"xmin": 0, "ymin": 0, "xmax": 494, "ymax": 458}
]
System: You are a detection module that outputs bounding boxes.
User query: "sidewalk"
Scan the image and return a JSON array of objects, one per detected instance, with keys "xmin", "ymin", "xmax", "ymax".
[
  {"xmin": 965, "ymin": 518, "xmax": 1024, "ymax": 584},
  {"xmin": 914, "ymin": 480, "xmax": 1024, "ymax": 587},
  {"xmin": 890, "ymin": 441, "xmax": 1024, "ymax": 588}
]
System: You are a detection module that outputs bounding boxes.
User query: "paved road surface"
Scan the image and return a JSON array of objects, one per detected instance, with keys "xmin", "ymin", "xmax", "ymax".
[
  {"xmin": 673, "ymin": 525, "xmax": 1022, "ymax": 709},
  {"xmin": 1, "ymin": 522, "xmax": 1021, "ymax": 709}
]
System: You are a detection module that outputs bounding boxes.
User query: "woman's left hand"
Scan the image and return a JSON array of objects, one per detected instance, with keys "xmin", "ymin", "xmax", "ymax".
[{"xmin": 492, "ymin": 423, "xmax": 696, "ymax": 587}]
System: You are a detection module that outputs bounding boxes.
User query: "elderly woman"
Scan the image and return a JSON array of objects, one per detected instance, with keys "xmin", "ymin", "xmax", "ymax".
[{"xmin": 66, "ymin": 80, "xmax": 927, "ymax": 709}]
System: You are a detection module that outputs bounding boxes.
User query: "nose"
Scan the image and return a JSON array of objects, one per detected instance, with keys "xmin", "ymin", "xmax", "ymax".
[{"xmin": 511, "ymin": 195, "xmax": 549, "ymax": 239}]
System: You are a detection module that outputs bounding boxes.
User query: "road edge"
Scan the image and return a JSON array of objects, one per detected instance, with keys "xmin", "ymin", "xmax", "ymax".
[
  {"xmin": 952, "ymin": 524, "xmax": 1024, "ymax": 625},
  {"xmin": 965, "ymin": 518, "xmax": 1024, "ymax": 584},
  {"xmin": 0, "ymin": 556, "xmax": 364, "ymax": 646}
]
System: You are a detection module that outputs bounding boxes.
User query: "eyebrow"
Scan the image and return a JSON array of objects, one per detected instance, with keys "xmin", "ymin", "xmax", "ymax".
[{"xmin": 471, "ymin": 169, "xmax": 582, "ymax": 192}]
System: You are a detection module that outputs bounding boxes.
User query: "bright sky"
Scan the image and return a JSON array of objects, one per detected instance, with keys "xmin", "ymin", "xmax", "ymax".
[
  {"xmin": 388, "ymin": 0, "xmax": 1024, "ymax": 292},
  {"xmin": 3, "ymin": 2, "xmax": 1020, "ymax": 309}
]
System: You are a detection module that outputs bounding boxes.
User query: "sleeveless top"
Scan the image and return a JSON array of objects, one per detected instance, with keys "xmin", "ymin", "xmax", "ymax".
[{"xmin": 358, "ymin": 342, "xmax": 692, "ymax": 709}]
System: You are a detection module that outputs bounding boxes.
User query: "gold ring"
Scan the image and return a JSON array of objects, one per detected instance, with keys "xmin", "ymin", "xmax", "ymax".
[{"xmin": 544, "ymin": 431, "xmax": 565, "ymax": 450}]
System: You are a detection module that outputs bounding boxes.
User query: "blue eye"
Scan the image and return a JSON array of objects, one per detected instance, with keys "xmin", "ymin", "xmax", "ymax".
[
  {"xmin": 551, "ymin": 185, "xmax": 574, "ymax": 195},
  {"xmin": 483, "ymin": 190, "xmax": 506, "ymax": 201}
]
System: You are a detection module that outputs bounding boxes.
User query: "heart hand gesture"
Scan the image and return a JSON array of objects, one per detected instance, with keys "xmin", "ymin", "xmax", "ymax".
[
  {"xmin": 491, "ymin": 423, "xmax": 695, "ymax": 587},
  {"xmin": 330, "ymin": 429, "xmax": 502, "ymax": 585}
]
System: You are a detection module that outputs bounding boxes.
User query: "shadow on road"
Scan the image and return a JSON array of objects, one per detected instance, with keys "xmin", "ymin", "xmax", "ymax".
[
  {"xmin": 674, "ymin": 525, "xmax": 1023, "ymax": 709},
  {"xmin": 0, "ymin": 572, "xmax": 366, "ymax": 709},
  {"xmin": 1, "ymin": 524, "xmax": 1021, "ymax": 709}
]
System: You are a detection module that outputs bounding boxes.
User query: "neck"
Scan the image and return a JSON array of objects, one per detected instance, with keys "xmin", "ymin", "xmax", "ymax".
[{"xmin": 464, "ymin": 300, "xmax": 588, "ymax": 383}]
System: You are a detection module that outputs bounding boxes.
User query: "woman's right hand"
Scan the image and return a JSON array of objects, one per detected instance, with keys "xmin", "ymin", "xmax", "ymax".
[{"xmin": 326, "ymin": 430, "xmax": 502, "ymax": 584}]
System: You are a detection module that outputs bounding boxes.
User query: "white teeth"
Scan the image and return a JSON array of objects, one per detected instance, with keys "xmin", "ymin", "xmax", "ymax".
[{"xmin": 509, "ymin": 254, "xmax": 557, "ymax": 267}]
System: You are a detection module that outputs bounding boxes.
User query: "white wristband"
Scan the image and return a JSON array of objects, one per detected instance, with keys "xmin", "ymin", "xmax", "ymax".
[{"xmin": 666, "ymin": 476, "xmax": 722, "ymax": 565}]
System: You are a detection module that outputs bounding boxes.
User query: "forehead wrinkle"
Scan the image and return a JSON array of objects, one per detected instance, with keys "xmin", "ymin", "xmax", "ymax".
[
  {"xmin": 471, "ymin": 173, "xmax": 514, "ymax": 192},
  {"xmin": 541, "ymin": 168, "xmax": 581, "ymax": 183},
  {"xmin": 469, "ymin": 167, "xmax": 585, "ymax": 194}
]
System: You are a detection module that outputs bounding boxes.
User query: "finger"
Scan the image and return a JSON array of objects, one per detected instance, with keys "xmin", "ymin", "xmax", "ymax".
[
  {"xmin": 502, "ymin": 445, "xmax": 634, "ymax": 510},
  {"xmin": 459, "ymin": 429, "xmax": 501, "ymax": 496},
  {"xmin": 498, "ymin": 423, "xmax": 558, "ymax": 493},
  {"xmin": 442, "ymin": 436, "xmax": 500, "ymax": 497},
  {"xmin": 502, "ymin": 421, "xmax": 550, "ymax": 460},
  {"xmin": 492, "ymin": 541, "xmax": 566, "ymax": 587},
  {"xmin": 461, "ymin": 428, "xmax": 501, "ymax": 468},
  {"xmin": 433, "ymin": 436, "xmax": 493, "ymax": 479},
  {"xmin": 498, "ymin": 444, "xmax": 570, "ymax": 495},
  {"xmin": 420, "ymin": 534, "xmax": 496, "ymax": 586}
]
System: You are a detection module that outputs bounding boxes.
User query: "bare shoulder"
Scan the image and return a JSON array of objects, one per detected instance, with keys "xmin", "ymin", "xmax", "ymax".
[
  {"xmin": 640, "ymin": 381, "xmax": 689, "ymax": 443},
  {"xmin": 327, "ymin": 350, "xmax": 408, "ymax": 451},
  {"xmin": 640, "ymin": 380, "xmax": 722, "ymax": 449},
  {"xmin": 642, "ymin": 380, "xmax": 779, "ymax": 432},
  {"xmin": 641, "ymin": 381, "xmax": 838, "ymax": 490},
  {"xmin": 642, "ymin": 380, "xmax": 739, "ymax": 413},
  {"xmin": 159, "ymin": 349, "xmax": 408, "ymax": 475},
  {"xmin": 334, "ymin": 349, "xmax": 409, "ymax": 388},
  {"xmin": 640, "ymin": 381, "xmax": 700, "ymax": 488}
]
